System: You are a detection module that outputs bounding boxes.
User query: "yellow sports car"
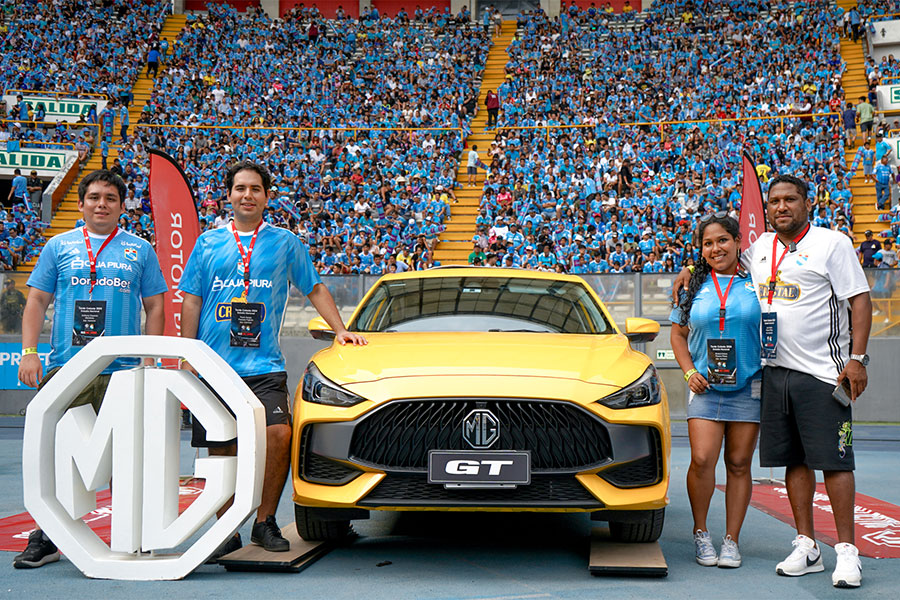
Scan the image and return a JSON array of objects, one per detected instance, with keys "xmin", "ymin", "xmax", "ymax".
[{"xmin": 291, "ymin": 268, "xmax": 670, "ymax": 542}]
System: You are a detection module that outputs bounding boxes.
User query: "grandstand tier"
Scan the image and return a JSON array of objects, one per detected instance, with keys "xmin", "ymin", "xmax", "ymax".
[{"xmin": 436, "ymin": 20, "xmax": 518, "ymax": 265}]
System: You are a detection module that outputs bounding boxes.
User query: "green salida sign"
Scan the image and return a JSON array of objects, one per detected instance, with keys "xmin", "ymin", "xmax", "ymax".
[
  {"xmin": 892, "ymin": 86, "xmax": 900, "ymax": 105},
  {"xmin": 22, "ymin": 96, "xmax": 97, "ymax": 118},
  {"xmin": 0, "ymin": 150, "xmax": 69, "ymax": 173}
]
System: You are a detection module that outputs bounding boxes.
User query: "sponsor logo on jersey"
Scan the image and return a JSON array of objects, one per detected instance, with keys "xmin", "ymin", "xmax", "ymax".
[
  {"xmin": 120, "ymin": 240, "xmax": 142, "ymax": 248},
  {"xmin": 71, "ymin": 258, "xmax": 134, "ymax": 272},
  {"xmin": 124, "ymin": 247, "xmax": 138, "ymax": 261},
  {"xmin": 70, "ymin": 276, "xmax": 132, "ymax": 291},
  {"xmin": 210, "ymin": 275, "xmax": 273, "ymax": 293},
  {"xmin": 215, "ymin": 302, "xmax": 267, "ymax": 322},
  {"xmin": 757, "ymin": 281, "xmax": 801, "ymax": 301}
]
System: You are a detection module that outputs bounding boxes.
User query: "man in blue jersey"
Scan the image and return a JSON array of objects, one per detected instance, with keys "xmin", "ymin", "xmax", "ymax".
[
  {"xmin": 14, "ymin": 170, "xmax": 167, "ymax": 569},
  {"xmin": 180, "ymin": 161, "xmax": 366, "ymax": 557}
]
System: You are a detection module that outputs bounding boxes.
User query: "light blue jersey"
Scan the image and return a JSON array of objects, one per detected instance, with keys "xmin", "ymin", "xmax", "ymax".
[
  {"xmin": 669, "ymin": 272, "xmax": 761, "ymax": 391},
  {"xmin": 180, "ymin": 222, "xmax": 321, "ymax": 377},
  {"xmin": 27, "ymin": 227, "xmax": 167, "ymax": 372}
]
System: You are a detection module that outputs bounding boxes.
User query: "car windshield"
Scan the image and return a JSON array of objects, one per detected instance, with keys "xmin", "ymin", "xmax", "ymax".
[{"xmin": 351, "ymin": 276, "xmax": 614, "ymax": 334}]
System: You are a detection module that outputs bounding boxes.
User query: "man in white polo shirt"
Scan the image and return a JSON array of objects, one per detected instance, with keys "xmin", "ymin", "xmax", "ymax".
[{"xmin": 745, "ymin": 174, "xmax": 871, "ymax": 589}]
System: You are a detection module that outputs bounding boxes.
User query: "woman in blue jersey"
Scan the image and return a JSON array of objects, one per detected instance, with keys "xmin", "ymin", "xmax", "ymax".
[{"xmin": 670, "ymin": 213, "xmax": 761, "ymax": 570}]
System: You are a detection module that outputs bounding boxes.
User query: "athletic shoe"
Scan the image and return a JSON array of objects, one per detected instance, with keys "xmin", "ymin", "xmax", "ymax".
[
  {"xmin": 251, "ymin": 515, "xmax": 290, "ymax": 552},
  {"xmin": 832, "ymin": 542, "xmax": 862, "ymax": 588},
  {"xmin": 776, "ymin": 534, "xmax": 824, "ymax": 576},
  {"xmin": 12, "ymin": 530, "xmax": 60, "ymax": 569},
  {"xmin": 206, "ymin": 533, "xmax": 242, "ymax": 564},
  {"xmin": 717, "ymin": 535, "xmax": 742, "ymax": 568},
  {"xmin": 694, "ymin": 530, "xmax": 717, "ymax": 566}
]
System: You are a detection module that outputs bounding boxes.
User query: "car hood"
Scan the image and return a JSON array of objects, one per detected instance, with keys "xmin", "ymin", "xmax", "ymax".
[{"xmin": 311, "ymin": 331, "xmax": 650, "ymax": 389}]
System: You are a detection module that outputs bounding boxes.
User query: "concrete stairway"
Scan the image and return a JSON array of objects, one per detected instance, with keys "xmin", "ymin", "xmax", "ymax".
[
  {"xmin": 434, "ymin": 20, "xmax": 517, "ymax": 265},
  {"xmin": 839, "ymin": 35, "xmax": 884, "ymax": 244},
  {"xmin": 7, "ymin": 13, "xmax": 187, "ymax": 289}
]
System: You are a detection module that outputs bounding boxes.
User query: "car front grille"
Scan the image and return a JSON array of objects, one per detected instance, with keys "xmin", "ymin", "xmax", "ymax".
[
  {"xmin": 348, "ymin": 399, "xmax": 613, "ymax": 472},
  {"xmin": 599, "ymin": 427, "xmax": 663, "ymax": 488},
  {"xmin": 359, "ymin": 473, "xmax": 603, "ymax": 508}
]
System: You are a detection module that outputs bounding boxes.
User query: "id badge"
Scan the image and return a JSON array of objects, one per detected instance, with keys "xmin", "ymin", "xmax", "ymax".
[
  {"xmin": 706, "ymin": 338, "xmax": 737, "ymax": 385},
  {"xmin": 73, "ymin": 300, "xmax": 107, "ymax": 346},
  {"xmin": 761, "ymin": 312, "xmax": 777, "ymax": 359},
  {"xmin": 230, "ymin": 302, "xmax": 263, "ymax": 348}
]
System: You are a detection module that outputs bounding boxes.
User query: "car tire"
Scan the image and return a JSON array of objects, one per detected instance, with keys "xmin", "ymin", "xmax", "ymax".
[
  {"xmin": 294, "ymin": 504, "xmax": 351, "ymax": 542},
  {"xmin": 608, "ymin": 508, "xmax": 665, "ymax": 543}
]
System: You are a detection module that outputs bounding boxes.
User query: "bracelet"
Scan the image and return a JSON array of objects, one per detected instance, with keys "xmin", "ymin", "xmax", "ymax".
[
  {"xmin": 22, "ymin": 347, "xmax": 38, "ymax": 356},
  {"xmin": 683, "ymin": 368, "xmax": 698, "ymax": 382}
]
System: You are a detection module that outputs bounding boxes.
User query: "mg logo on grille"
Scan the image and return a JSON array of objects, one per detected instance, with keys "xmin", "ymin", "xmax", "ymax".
[{"xmin": 462, "ymin": 409, "xmax": 499, "ymax": 449}]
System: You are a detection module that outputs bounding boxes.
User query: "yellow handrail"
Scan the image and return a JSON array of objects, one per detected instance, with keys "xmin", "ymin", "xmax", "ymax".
[
  {"xmin": 4, "ymin": 89, "xmax": 109, "ymax": 101},
  {"xmin": 18, "ymin": 141, "xmax": 77, "ymax": 151},
  {"xmin": 0, "ymin": 118, "xmax": 99, "ymax": 127}
]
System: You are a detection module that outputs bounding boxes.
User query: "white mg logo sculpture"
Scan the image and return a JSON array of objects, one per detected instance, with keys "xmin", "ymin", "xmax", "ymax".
[{"xmin": 22, "ymin": 336, "xmax": 266, "ymax": 580}]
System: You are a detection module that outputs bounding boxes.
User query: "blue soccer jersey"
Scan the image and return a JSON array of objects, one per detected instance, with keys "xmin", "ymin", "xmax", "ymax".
[
  {"xmin": 180, "ymin": 222, "xmax": 321, "ymax": 377},
  {"xmin": 669, "ymin": 272, "xmax": 762, "ymax": 391},
  {"xmin": 27, "ymin": 227, "xmax": 167, "ymax": 372}
]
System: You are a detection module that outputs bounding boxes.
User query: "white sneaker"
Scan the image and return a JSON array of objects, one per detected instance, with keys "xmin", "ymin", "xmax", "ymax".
[
  {"xmin": 717, "ymin": 535, "xmax": 741, "ymax": 568},
  {"xmin": 832, "ymin": 543, "xmax": 862, "ymax": 588},
  {"xmin": 694, "ymin": 530, "xmax": 717, "ymax": 566},
  {"xmin": 776, "ymin": 534, "xmax": 824, "ymax": 576}
]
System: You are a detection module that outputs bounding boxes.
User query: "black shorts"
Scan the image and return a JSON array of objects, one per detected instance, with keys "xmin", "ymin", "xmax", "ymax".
[
  {"xmin": 467, "ymin": 166, "xmax": 477, "ymax": 175},
  {"xmin": 860, "ymin": 121, "xmax": 873, "ymax": 133},
  {"xmin": 759, "ymin": 366, "xmax": 854, "ymax": 471},
  {"xmin": 192, "ymin": 371, "xmax": 291, "ymax": 448}
]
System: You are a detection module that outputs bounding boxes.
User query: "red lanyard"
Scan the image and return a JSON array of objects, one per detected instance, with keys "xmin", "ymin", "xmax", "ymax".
[
  {"xmin": 767, "ymin": 223, "xmax": 810, "ymax": 305},
  {"xmin": 82, "ymin": 228, "xmax": 118, "ymax": 298},
  {"xmin": 231, "ymin": 222, "xmax": 262, "ymax": 299},
  {"xmin": 711, "ymin": 271, "xmax": 737, "ymax": 333}
]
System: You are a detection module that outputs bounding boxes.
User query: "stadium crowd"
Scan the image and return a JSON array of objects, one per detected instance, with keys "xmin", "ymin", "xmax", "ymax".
[
  {"xmin": 1, "ymin": 0, "xmax": 898, "ymax": 273},
  {"xmin": 468, "ymin": 0, "xmax": 889, "ymax": 273},
  {"xmin": 0, "ymin": 0, "xmax": 171, "ymax": 269}
]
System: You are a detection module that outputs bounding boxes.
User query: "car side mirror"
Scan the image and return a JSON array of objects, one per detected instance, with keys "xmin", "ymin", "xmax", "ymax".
[
  {"xmin": 624, "ymin": 318, "xmax": 659, "ymax": 343},
  {"xmin": 308, "ymin": 316, "xmax": 335, "ymax": 341}
]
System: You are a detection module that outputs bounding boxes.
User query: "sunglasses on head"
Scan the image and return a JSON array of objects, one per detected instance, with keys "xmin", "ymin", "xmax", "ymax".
[{"xmin": 699, "ymin": 210, "xmax": 728, "ymax": 223}]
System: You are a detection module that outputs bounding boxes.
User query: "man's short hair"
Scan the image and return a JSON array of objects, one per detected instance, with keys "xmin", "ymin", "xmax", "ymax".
[
  {"xmin": 768, "ymin": 174, "xmax": 809, "ymax": 201},
  {"xmin": 78, "ymin": 170, "xmax": 127, "ymax": 204},
  {"xmin": 225, "ymin": 160, "xmax": 271, "ymax": 194}
]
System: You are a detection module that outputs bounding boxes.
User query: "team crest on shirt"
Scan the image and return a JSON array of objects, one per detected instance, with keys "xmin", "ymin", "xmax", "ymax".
[
  {"xmin": 794, "ymin": 253, "xmax": 809, "ymax": 267},
  {"xmin": 124, "ymin": 247, "xmax": 138, "ymax": 262},
  {"xmin": 236, "ymin": 259, "xmax": 245, "ymax": 274},
  {"xmin": 744, "ymin": 281, "xmax": 755, "ymax": 292}
]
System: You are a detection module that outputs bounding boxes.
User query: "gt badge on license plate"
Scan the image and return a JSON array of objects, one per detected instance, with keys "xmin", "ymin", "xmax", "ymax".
[{"xmin": 428, "ymin": 450, "xmax": 531, "ymax": 486}]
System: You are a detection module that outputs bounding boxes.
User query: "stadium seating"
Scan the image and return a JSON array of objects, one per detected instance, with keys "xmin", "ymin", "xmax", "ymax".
[{"xmin": 480, "ymin": 0, "xmax": 857, "ymax": 273}]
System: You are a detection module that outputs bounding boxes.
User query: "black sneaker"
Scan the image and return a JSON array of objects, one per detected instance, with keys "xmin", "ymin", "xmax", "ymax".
[
  {"xmin": 13, "ymin": 530, "xmax": 60, "ymax": 569},
  {"xmin": 251, "ymin": 516, "xmax": 290, "ymax": 552},
  {"xmin": 205, "ymin": 533, "xmax": 242, "ymax": 564}
]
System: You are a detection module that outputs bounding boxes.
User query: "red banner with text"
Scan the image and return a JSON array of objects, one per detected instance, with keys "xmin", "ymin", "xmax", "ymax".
[{"xmin": 149, "ymin": 150, "xmax": 201, "ymax": 345}]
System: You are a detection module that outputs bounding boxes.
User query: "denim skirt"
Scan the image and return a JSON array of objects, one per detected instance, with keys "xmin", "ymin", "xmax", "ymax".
[{"xmin": 687, "ymin": 375, "xmax": 761, "ymax": 423}]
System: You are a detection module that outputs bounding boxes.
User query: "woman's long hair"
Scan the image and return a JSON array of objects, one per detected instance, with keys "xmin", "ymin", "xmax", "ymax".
[{"xmin": 677, "ymin": 214, "xmax": 741, "ymax": 327}]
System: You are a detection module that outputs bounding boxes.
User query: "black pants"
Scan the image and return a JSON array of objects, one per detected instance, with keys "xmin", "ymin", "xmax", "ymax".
[
  {"xmin": 147, "ymin": 61, "xmax": 158, "ymax": 78},
  {"xmin": 851, "ymin": 23, "xmax": 859, "ymax": 42},
  {"xmin": 487, "ymin": 107, "xmax": 498, "ymax": 127}
]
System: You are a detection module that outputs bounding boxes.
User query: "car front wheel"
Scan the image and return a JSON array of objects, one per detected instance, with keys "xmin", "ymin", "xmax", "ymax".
[
  {"xmin": 294, "ymin": 504, "xmax": 351, "ymax": 542},
  {"xmin": 608, "ymin": 508, "xmax": 665, "ymax": 543}
]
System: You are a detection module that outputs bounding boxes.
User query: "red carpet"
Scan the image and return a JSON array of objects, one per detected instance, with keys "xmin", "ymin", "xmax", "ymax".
[
  {"xmin": 0, "ymin": 478, "xmax": 205, "ymax": 552},
  {"xmin": 716, "ymin": 482, "xmax": 900, "ymax": 558}
]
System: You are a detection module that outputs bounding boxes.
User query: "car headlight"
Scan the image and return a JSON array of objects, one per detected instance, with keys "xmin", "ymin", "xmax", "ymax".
[
  {"xmin": 301, "ymin": 363, "xmax": 367, "ymax": 407},
  {"xmin": 597, "ymin": 366, "xmax": 660, "ymax": 409}
]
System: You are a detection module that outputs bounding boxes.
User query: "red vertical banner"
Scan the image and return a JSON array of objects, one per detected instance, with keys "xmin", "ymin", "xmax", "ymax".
[
  {"xmin": 148, "ymin": 150, "xmax": 201, "ymax": 342},
  {"xmin": 739, "ymin": 151, "xmax": 766, "ymax": 251}
]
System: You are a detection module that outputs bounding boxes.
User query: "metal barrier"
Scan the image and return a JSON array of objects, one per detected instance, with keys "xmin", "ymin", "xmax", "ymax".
[{"xmin": 273, "ymin": 271, "xmax": 900, "ymax": 338}]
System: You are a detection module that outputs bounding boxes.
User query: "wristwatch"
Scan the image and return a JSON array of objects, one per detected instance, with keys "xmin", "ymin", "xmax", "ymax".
[{"xmin": 850, "ymin": 353, "xmax": 869, "ymax": 366}]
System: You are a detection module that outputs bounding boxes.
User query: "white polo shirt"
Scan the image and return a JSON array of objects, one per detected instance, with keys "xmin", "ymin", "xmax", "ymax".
[{"xmin": 744, "ymin": 226, "xmax": 869, "ymax": 385}]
